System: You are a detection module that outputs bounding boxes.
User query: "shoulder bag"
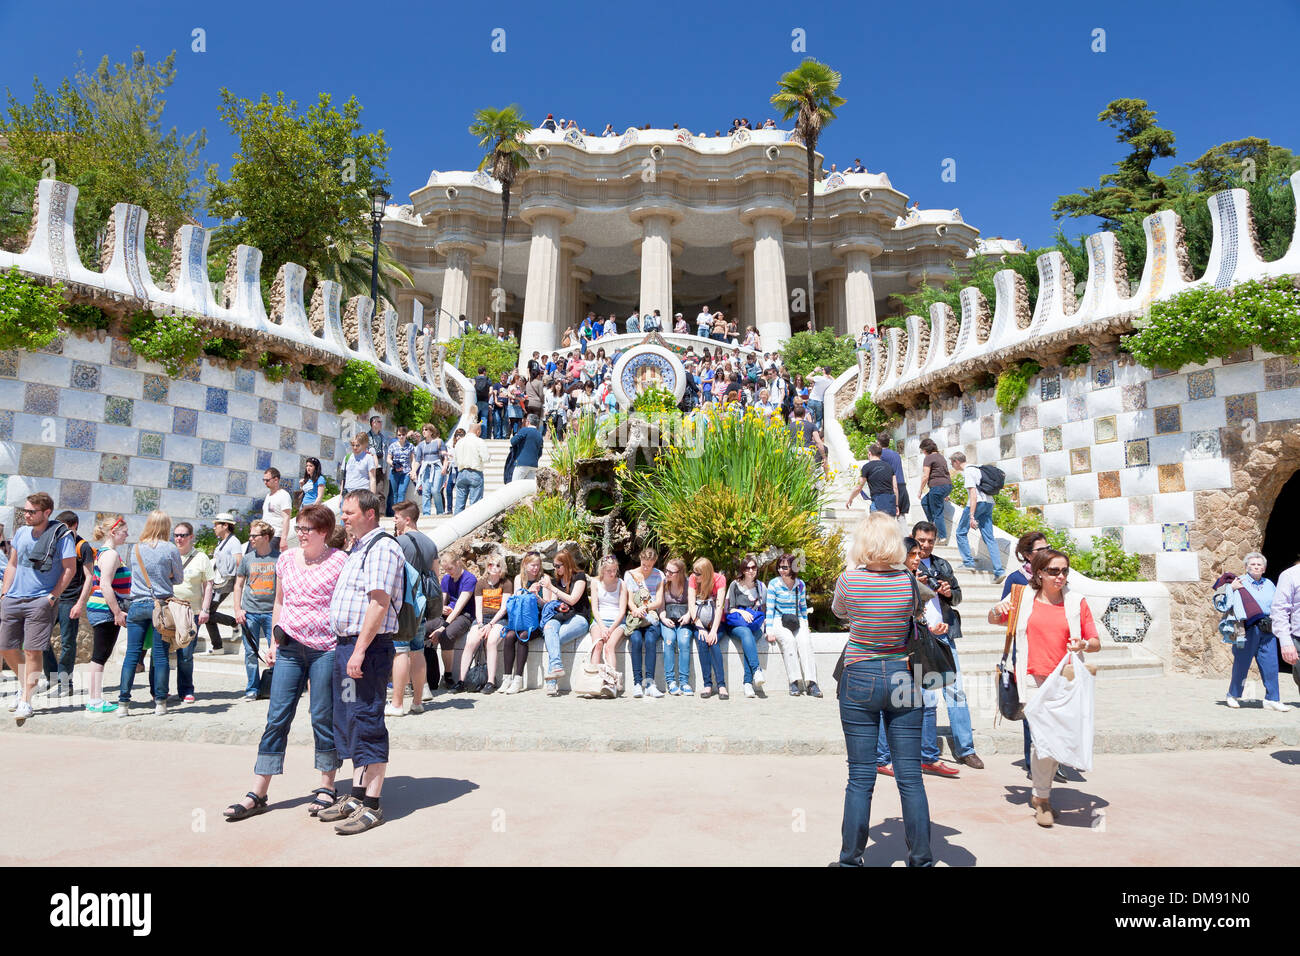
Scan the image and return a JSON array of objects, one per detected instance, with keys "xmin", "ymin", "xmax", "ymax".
[
  {"xmin": 905, "ymin": 571, "xmax": 957, "ymax": 689},
  {"xmin": 135, "ymin": 545, "xmax": 195, "ymax": 648},
  {"xmin": 997, "ymin": 584, "xmax": 1026, "ymax": 720}
]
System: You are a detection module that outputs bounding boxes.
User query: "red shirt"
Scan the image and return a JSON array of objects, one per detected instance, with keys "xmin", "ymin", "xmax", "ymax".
[{"xmin": 1025, "ymin": 598, "xmax": 1098, "ymax": 677}]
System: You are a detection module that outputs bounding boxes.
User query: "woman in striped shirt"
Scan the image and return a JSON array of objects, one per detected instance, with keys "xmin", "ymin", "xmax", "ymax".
[
  {"xmin": 830, "ymin": 512, "xmax": 932, "ymax": 867},
  {"xmin": 224, "ymin": 504, "xmax": 349, "ymax": 821},
  {"xmin": 84, "ymin": 516, "xmax": 131, "ymax": 713},
  {"xmin": 765, "ymin": 553, "xmax": 820, "ymax": 698}
]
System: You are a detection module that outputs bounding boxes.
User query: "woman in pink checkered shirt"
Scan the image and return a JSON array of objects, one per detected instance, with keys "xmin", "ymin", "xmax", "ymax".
[{"xmin": 224, "ymin": 504, "xmax": 350, "ymax": 821}]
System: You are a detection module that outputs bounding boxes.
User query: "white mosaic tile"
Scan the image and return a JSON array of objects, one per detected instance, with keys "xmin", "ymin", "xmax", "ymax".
[
  {"xmin": 251, "ymin": 422, "xmax": 279, "ymax": 448},
  {"xmin": 1184, "ymin": 458, "xmax": 1232, "ymax": 491},
  {"xmin": 1037, "ymin": 399, "xmax": 1067, "ymax": 428},
  {"xmin": 1215, "ymin": 363, "xmax": 1265, "ymax": 395},
  {"xmin": 20, "ymin": 352, "xmax": 72, "ymax": 384},
  {"xmin": 1157, "ymin": 552, "xmax": 1201, "ymax": 582},
  {"xmin": 1128, "ymin": 408, "xmax": 1156, "ymax": 438},
  {"xmin": 159, "ymin": 489, "xmax": 197, "ymax": 516},
  {"xmin": 12, "ymin": 412, "xmax": 51, "ymax": 444},
  {"xmin": 95, "ymin": 424, "xmax": 138, "ymax": 455},
  {"xmin": 1152, "ymin": 491, "xmax": 1196, "ymax": 522},
  {"xmin": 277, "ymin": 403, "xmax": 303, "ymax": 431},
  {"xmin": 220, "ymin": 493, "xmax": 255, "ymax": 514},
  {"xmin": 0, "ymin": 378, "xmax": 25, "ymax": 410},
  {"xmin": 127, "ymin": 457, "xmax": 170, "ymax": 488},
  {"xmin": 299, "ymin": 387, "xmax": 324, "ymax": 411},
  {"xmin": 1123, "ymin": 524, "xmax": 1162, "ymax": 555},
  {"xmin": 224, "ymin": 445, "xmax": 256, "ymax": 472},
  {"xmin": 1092, "ymin": 442, "xmax": 1124, "ymax": 472},
  {"xmin": 1060, "ymin": 421, "xmax": 1091, "ymax": 449},
  {"xmin": 1086, "ymin": 386, "xmax": 1122, "ymax": 417},
  {"xmin": 200, "ymin": 363, "xmax": 236, "ymax": 388},
  {"xmin": 1260, "ymin": 388, "xmax": 1300, "ymax": 422},
  {"xmin": 1120, "ymin": 467, "xmax": 1159, "ymax": 497},
  {"xmin": 272, "ymin": 451, "xmax": 300, "ymax": 476},
  {"xmin": 227, "ymin": 392, "xmax": 259, "ymax": 421},
  {"xmin": 194, "ymin": 465, "xmax": 227, "ymax": 494},
  {"xmin": 1181, "ymin": 398, "xmax": 1226, "ymax": 432},
  {"xmin": 165, "ymin": 435, "xmax": 201, "ymax": 463},
  {"xmin": 60, "ymin": 336, "xmax": 111, "ymax": 364},
  {"xmin": 958, "ymin": 420, "xmax": 982, "ymax": 443},
  {"xmin": 1042, "ymin": 504, "xmax": 1073, "ymax": 527},
  {"xmin": 1144, "ymin": 375, "xmax": 1186, "ymax": 408},
  {"xmin": 1147, "ymin": 435, "xmax": 1187, "ymax": 467},
  {"xmin": 196, "ymin": 412, "xmax": 229, "ymax": 441},
  {"xmin": 99, "ymin": 365, "xmax": 143, "ymax": 398},
  {"xmin": 132, "ymin": 402, "xmax": 172, "ymax": 433},
  {"xmin": 296, "ymin": 432, "xmax": 321, "ymax": 458},
  {"xmin": 169, "ymin": 380, "xmax": 207, "ymax": 411},
  {"xmin": 89, "ymin": 482, "xmax": 133, "ymax": 513},
  {"xmin": 0, "ymin": 444, "xmax": 19, "ymax": 476},
  {"xmin": 54, "ymin": 448, "xmax": 99, "ymax": 476},
  {"xmin": 1041, "ymin": 450, "xmax": 1070, "ymax": 479},
  {"xmin": 975, "ymin": 438, "xmax": 1000, "ymax": 463},
  {"xmin": 1017, "ymin": 430, "xmax": 1045, "ymax": 456},
  {"xmin": 1018, "ymin": 479, "xmax": 1048, "ymax": 506},
  {"xmin": 1093, "ymin": 498, "xmax": 1130, "ymax": 527}
]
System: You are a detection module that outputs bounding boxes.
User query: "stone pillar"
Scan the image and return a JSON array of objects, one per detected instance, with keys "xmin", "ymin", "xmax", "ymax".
[
  {"xmin": 436, "ymin": 244, "xmax": 474, "ymax": 335},
  {"xmin": 743, "ymin": 206, "xmax": 795, "ymax": 348},
  {"xmin": 518, "ymin": 206, "xmax": 574, "ymax": 369},
  {"xmin": 730, "ymin": 238, "xmax": 757, "ymax": 333},
  {"xmin": 556, "ymin": 238, "xmax": 585, "ymax": 339},
  {"xmin": 818, "ymin": 266, "xmax": 848, "ymax": 335},
  {"xmin": 467, "ymin": 266, "xmax": 495, "ymax": 335},
  {"xmin": 570, "ymin": 266, "xmax": 592, "ymax": 338},
  {"xmin": 837, "ymin": 242, "xmax": 881, "ymax": 339},
  {"xmin": 629, "ymin": 205, "xmax": 683, "ymax": 321}
]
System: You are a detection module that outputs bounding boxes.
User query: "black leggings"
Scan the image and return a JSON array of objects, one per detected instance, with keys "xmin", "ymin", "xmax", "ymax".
[
  {"xmin": 503, "ymin": 630, "xmax": 531, "ymax": 677},
  {"xmin": 206, "ymin": 589, "xmax": 236, "ymax": 647},
  {"xmin": 91, "ymin": 621, "xmax": 121, "ymax": 666}
]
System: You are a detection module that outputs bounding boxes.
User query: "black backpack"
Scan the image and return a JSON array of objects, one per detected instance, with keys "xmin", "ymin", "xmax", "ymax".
[{"xmin": 976, "ymin": 465, "xmax": 1006, "ymax": 496}]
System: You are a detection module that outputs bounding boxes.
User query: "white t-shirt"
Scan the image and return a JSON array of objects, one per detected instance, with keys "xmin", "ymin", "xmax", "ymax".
[
  {"xmin": 594, "ymin": 577, "xmax": 623, "ymax": 624},
  {"xmin": 964, "ymin": 466, "xmax": 983, "ymax": 506},
  {"xmin": 263, "ymin": 489, "xmax": 292, "ymax": 534},
  {"xmin": 343, "ymin": 452, "xmax": 378, "ymax": 492},
  {"xmin": 809, "ymin": 375, "xmax": 832, "ymax": 402}
]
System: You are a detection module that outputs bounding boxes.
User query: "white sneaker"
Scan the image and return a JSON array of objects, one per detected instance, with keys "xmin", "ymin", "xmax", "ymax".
[
  {"xmin": 752, "ymin": 668, "xmax": 766, "ymax": 688},
  {"xmin": 1264, "ymin": 699, "xmax": 1291, "ymax": 712},
  {"xmin": 154, "ymin": 700, "xmax": 167, "ymax": 716},
  {"xmin": 116, "ymin": 704, "xmax": 129, "ymax": 718},
  {"xmin": 631, "ymin": 683, "xmax": 644, "ymax": 699},
  {"xmin": 408, "ymin": 701, "xmax": 424, "ymax": 714},
  {"xmin": 5, "ymin": 695, "xmax": 19, "ymax": 713},
  {"xmin": 743, "ymin": 683, "xmax": 756, "ymax": 698},
  {"xmin": 507, "ymin": 675, "xmax": 525, "ymax": 694},
  {"xmin": 1225, "ymin": 695, "xmax": 1240, "ymax": 709},
  {"xmin": 14, "ymin": 700, "xmax": 33, "ymax": 724},
  {"xmin": 36, "ymin": 676, "xmax": 49, "ymax": 693},
  {"xmin": 384, "ymin": 703, "xmax": 404, "ymax": 717},
  {"xmin": 545, "ymin": 679, "xmax": 558, "ymax": 696},
  {"xmin": 645, "ymin": 681, "xmax": 664, "ymax": 698}
]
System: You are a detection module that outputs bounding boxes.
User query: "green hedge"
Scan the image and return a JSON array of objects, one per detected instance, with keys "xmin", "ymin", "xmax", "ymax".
[
  {"xmin": 0, "ymin": 268, "xmax": 64, "ymax": 351},
  {"xmin": 995, "ymin": 360, "xmax": 1041, "ymax": 415},
  {"xmin": 449, "ymin": 329, "xmax": 519, "ymax": 381},
  {"xmin": 126, "ymin": 311, "xmax": 205, "ymax": 376},
  {"xmin": 332, "ymin": 360, "xmax": 383, "ymax": 416},
  {"xmin": 779, "ymin": 329, "xmax": 857, "ymax": 379},
  {"xmin": 842, "ymin": 394, "xmax": 898, "ymax": 460}
]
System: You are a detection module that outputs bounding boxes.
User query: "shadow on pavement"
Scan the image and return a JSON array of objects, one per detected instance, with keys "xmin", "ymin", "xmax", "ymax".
[
  {"xmin": 1270, "ymin": 749, "xmax": 1300, "ymax": 765},
  {"xmin": 864, "ymin": 818, "xmax": 976, "ymax": 866},
  {"xmin": 376, "ymin": 775, "xmax": 480, "ymax": 822},
  {"xmin": 1003, "ymin": 784, "xmax": 1109, "ymax": 829}
]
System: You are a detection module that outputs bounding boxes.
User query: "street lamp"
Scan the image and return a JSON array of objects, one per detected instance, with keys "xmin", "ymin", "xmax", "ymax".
[{"xmin": 368, "ymin": 184, "xmax": 390, "ymax": 305}]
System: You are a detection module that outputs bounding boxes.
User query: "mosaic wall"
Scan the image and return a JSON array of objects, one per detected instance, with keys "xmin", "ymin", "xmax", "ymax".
[
  {"xmin": 898, "ymin": 350, "xmax": 1300, "ymax": 584},
  {"xmin": 0, "ymin": 334, "xmax": 351, "ymax": 536}
]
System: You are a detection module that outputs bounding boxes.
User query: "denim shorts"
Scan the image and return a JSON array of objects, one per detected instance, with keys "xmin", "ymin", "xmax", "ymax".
[
  {"xmin": 393, "ymin": 623, "xmax": 426, "ymax": 653},
  {"xmin": 333, "ymin": 636, "xmax": 395, "ymax": 766}
]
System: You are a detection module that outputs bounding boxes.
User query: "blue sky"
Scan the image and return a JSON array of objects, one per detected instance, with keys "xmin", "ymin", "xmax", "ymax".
[{"xmin": 2, "ymin": 0, "xmax": 1297, "ymax": 248}]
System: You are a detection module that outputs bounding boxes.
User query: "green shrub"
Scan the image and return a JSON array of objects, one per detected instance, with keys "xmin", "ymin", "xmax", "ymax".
[
  {"xmin": 549, "ymin": 413, "xmax": 604, "ymax": 481},
  {"xmin": 505, "ymin": 494, "xmax": 591, "ymax": 549},
  {"xmin": 449, "ymin": 329, "xmax": 519, "ymax": 381},
  {"xmin": 994, "ymin": 360, "xmax": 1041, "ymax": 414},
  {"xmin": 62, "ymin": 303, "xmax": 111, "ymax": 333},
  {"xmin": 1124, "ymin": 278, "xmax": 1300, "ymax": 370},
  {"xmin": 393, "ymin": 387, "xmax": 434, "ymax": 430},
  {"xmin": 332, "ymin": 360, "xmax": 383, "ymax": 416},
  {"xmin": 301, "ymin": 364, "xmax": 331, "ymax": 383},
  {"xmin": 842, "ymin": 394, "xmax": 898, "ymax": 460},
  {"xmin": 0, "ymin": 267, "xmax": 64, "ymax": 351},
  {"xmin": 259, "ymin": 351, "xmax": 292, "ymax": 382},
  {"xmin": 203, "ymin": 337, "xmax": 246, "ymax": 361},
  {"xmin": 779, "ymin": 329, "xmax": 857, "ymax": 379},
  {"xmin": 1062, "ymin": 344, "xmax": 1091, "ymax": 366},
  {"xmin": 126, "ymin": 311, "xmax": 205, "ymax": 375},
  {"xmin": 630, "ymin": 384, "xmax": 677, "ymax": 414}
]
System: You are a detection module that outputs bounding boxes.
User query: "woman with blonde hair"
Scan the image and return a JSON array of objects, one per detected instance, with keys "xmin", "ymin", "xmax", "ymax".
[
  {"xmin": 502, "ymin": 550, "xmax": 549, "ymax": 694},
  {"xmin": 541, "ymin": 549, "xmax": 590, "ymax": 696},
  {"xmin": 659, "ymin": 557, "xmax": 694, "ymax": 695},
  {"xmin": 118, "ymin": 510, "xmax": 182, "ymax": 717},
  {"xmin": 689, "ymin": 557, "xmax": 727, "ymax": 698},
  {"xmin": 831, "ymin": 511, "xmax": 932, "ymax": 866},
  {"xmin": 455, "ymin": 552, "xmax": 513, "ymax": 694},
  {"xmin": 84, "ymin": 515, "xmax": 130, "ymax": 713},
  {"xmin": 589, "ymin": 555, "xmax": 628, "ymax": 696}
]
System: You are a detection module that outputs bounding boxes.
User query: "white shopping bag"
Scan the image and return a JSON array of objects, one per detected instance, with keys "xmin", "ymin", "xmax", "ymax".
[{"xmin": 1022, "ymin": 651, "xmax": 1095, "ymax": 772}]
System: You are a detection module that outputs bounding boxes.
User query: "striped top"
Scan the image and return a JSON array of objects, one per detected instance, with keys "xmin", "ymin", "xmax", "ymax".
[
  {"xmin": 832, "ymin": 568, "xmax": 914, "ymax": 664},
  {"xmin": 86, "ymin": 546, "xmax": 131, "ymax": 617}
]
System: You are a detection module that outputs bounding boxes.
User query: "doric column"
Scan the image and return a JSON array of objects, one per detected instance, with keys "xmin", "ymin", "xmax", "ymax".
[
  {"xmin": 834, "ymin": 241, "xmax": 882, "ymax": 339},
  {"xmin": 434, "ymin": 239, "xmax": 483, "ymax": 334},
  {"xmin": 818, "ymin": 265, "xmax": 848, "ymax": 335},
  {"xmin": 741, "ymin": 202, "xmax": 795, "ymax": 348},
  {"xmin": 556, "ymin": 238, "xmax": 585, "ymax": 339},
  {"xmin": 730, "ymin": 237, "xmax": 757, "ymax": 332},
  {"xmin": 629, "ymin": 204, "xmax": 683, "ymax": 321},
  {"xmin": 570, "ymin": 265, "xmax": 592, "ymax": 338},
  {"xmin": 518, "ymin": 204, "xmax": 575, "ymax": 369},
  {"xmin": 467, "ymin": 266, "xmax": 495, "ymax": 334}
]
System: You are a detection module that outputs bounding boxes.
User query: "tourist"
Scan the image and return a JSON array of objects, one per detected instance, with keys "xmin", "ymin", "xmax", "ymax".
[
  {"xmin": 658, "ymin": 557, "xmax": 694, "ymax": 696},
  {"xmin": 341, "ymin": 433, "xmax": 379, "ymax": 496},
  {"xmin": 454, "ymin": 552, "xmax": 512, "ymax": 694},
  {"xmin": 430, "ymin": 549, "xmax": 476, "ymax": 689},
  {"xmin": 234, "ymin": 520, "xmax": 279, "ymax": 702},
  {"xmin": 917, "ymin": 438, "xmax": 952, "ymax": 538},
  {"xmin": 300, "ymin": 458, "xmax": 326, "ymax": 508},
  {"xmin": 792, "ymin": 406, "xmax": 830, "ymax": 477},
  {"xmin": 755, "ymin": 388, "xmax": 780, "ymax": 419},
  {"xmin": 625, "ymin": 310, "xmax": 640, "ymax": 335},
  {"xmin": 1002, "ymin": 532, "xmax": 1049, "ymax": 599},
  {"xmin": 588, "ymin": 555, "xmax": 627, "ymax": 698},
  {"xmin": 503, "ymin": 551, "xmax": 549, "ymax": 694},
  {"xmin": 260, "ymin": 469, "xmax": 293, "ymax": 552},
  {"xmin": 545, "ymin": 382, "xmax": 569, "ymax": 441},
  {"xmin": 541, "ymin": 549, "xmax": 590, "ymax": 696},
  {"xmin": 689, "ymin": 557, "xmax": 727, "ymax": 699},
  {"xmin": 506, "ymin": 375, "xmax": 525, "ymax": 437},
  {"xmin": 696, "ymin": 305, "xmax": 713, "ymax": 338},
  {"xmin": 832, "ymin": 512, "xmax": 932, "ymax": 866},
  {"xmin": 601, "ymin": 124, "xmax": 615, "ymax": 136},
  {"xmin": 743, "ymin": 327, "xmax": 760, "ymax": 350},
  {"xmin": 117, "ymin": 510, "xmax": 182, "ymax": 717},
  {"xmin": 646, "ymin": 309, "xmax": 663, "ymax": 332},
  {"xmin": 386, "ymin": 427, "xmax": 415, "ymax": 515},
  {"xmin": 318, "ymin": 490, "xmax": 404, "ymax": 834},
  {"xmin": 40, "ymin": 511, "xmax": 95, "ymax": 697},
  {"xmin": 674, "ymin": 313, "xmax": 688, "ymax": 334},
  {"xmin": 525, "ymin": 367, "xmax": 547, "ymax": 420},
  {"xmin": 540, "ymin": 113, "xmax": 557, "ymax": 132},
  {"xmin": 766, "ymin": 553, "xmax": 820, "ymax": 697},
  {"xmin": 167, "ymin": 521, "xmax": 212, "ymax": 705},
  {"xmin": 846, "ymin": 444, "xmax": 899, "ymax": 515},
  {"xmin": 453, "ymin": 421, "xmax": 488, "ymax": 514},
  {"xmin": 443, "ymin": 428, "xmax": 465, "ymax": 515},
  {"xmin": 624, "ymin": 547, "xmax": 665, "ymax": 698},
  {"xmin": 877, "ymin": 433, "xmax": 910, "ymax": 521},
  {"xmin": 414, "ymin": 424, "xmax": 447, "ymax": 517},
  {"xmin": 851, "ymin": 158, "xmax": 865, "ymax": 173},
  {"xmin": 949, "ymin": 452, "xmax": 1005, "ymax": 580},
  {"xmin": 807, "ymin": 367, "xmax": 832, "ymax": 432},
  {"xmin": 473, "ymin": 366, "xmax": 492, "ymax": 431},
  {"xmin": 491, "ymin": 374, "xmax": 508, "ymax": 439},
  {"xmin": 1271, "ymin": 559, "xmax": 1300, "ymax": 690},
  {"xmin": 711, "ymin": 311, "xmax": 728, "ymax": 342},
  {"xmin": 222, "ymin": 504, "xmax": 349, "ymax": 823},
  {"xmin": 83, "ymin": 515, "xmax": 130, "ymax": 713},
  {"xmin": 1225, "ymin": 552, "xmax": 1288, "ymax": 711},
  {"xmin": 390, "ymin": 502, "xmax": 437, "ymax": 714},
  {"xmin": 202, "ymin": 513, "xmax": 243, "ymax": 655},
  {"xmin": 723, "ymin": 554, "xmax": 767, "ymax": 698},
  {"xmin": 511, "ymin": 414, "xmax": 545, "ymax": 481},
  {"xmin": 576, "ymin": 381, "xmax": 598, "ymax": 417},
  {"xmin": 988, "ymin": 549, "xmax": 1100, "ymax": 827},
  {"xmin": 366, "ymin": 416, "xmax": 391, "ymax": 509}
]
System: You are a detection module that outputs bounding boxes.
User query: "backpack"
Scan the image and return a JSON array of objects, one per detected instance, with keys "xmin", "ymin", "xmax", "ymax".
[
  {"xmin": 507, "ymin": 589, "xmax": 541, "ymax": 635},
  {"xmin": 975, "ymin": 465, "xmax": 1006, "ymax": 496},
  {"xmin": 360, "ymin": 532, "xmax": 417, "ymax": 635}
]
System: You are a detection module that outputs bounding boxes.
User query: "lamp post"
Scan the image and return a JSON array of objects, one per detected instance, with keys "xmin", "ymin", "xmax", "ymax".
[{"xmin": 368, "ymin": 184, "xmax": 390, "ymax": 305}]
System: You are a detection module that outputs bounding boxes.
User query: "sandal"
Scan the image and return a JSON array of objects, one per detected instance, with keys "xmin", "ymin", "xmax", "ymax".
[
  {"xmin": 224, "ymin": 791, "xmax": 269, "ymax": 822},
  {"xmin": 306, "ymin": 787, "xmax": 338, "ymax": 817},
  {"xmin": 700, "ymin": 685, "xmax": 713, "ymax": 699},
  {"xmin": 718, "ymin": 686, "xmax": 730, "ymax": 700}
]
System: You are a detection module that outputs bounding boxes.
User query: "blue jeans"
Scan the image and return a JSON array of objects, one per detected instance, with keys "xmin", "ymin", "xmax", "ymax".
[
  {"xmin": 388, "ymin": 470, "xmax": 410, "ymax": 512},
  {"xmin": 475, "ymin": 399, "xmax": 490, "ymax": 430},
  {"xmin": 660, "ymin": 622, "xmax": 693, "ymax": 686},
  {"xmin": 421, "ymin": 464, "xmax": 445, "ymax": 515},
  {"xmin": 243, "ymin": 612, "xmax": 273, "ymax": 696},
  {"xmin": 255, "ymin": 640, "xmax": 341, "ymax": 775},
  {"xmin": 869, "ymin": 492, "xmax": 897, "ymax": 516},
  {"xmin": 627, "ymin": 625, "xmax": 659, "ymax": 686},
  {"xmin": 696, "ymin": 631, "xmax": 726, "ymax": 689},
  {"xmin": 808, "ymin": 399, "xmax": 824, "ymax": 432},
  {"xmin": 454, "ymin": 469, "xmax": 485, "ymax": 514},
  {"xmin": 956, "ymin": 500, "xmax": 1003, "ymax": 574},
  {"xmin": 838, "ymin": 658, "xmax": 933, "ymax": 867},
  {"xmin": 493, "ymin": 407, "xmax": 508, "ymax": 440},
  {"xmin": 877, "ymin": 687, "xmax": 942, "ymax": 765},
  {"xmin": 1229, "ymin": 624, "xmax": 1280, "ymax": 701},
  {"xmin": 543, "ymin": 615, "xmax": 589, "ymax": 677},
  {"xmin": 43, "ymin": 595, "xmax": 78, "ymax": 688},
  {"xmin": 173, "ymin": 639, "xmax": 195, "ymax": 699},
  {"xmin": 118, "ymin": 598, "xmax": 167, "ymax": 704},
  {"xmin": 724, "ymin": 623, "xmax": 761, "ymax": 684},
  {"xmin": 922, "ymin": 484, "xmax": 952, "ymax": 539}
]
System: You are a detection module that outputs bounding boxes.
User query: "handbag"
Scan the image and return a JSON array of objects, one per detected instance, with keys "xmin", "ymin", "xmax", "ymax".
[
  {"xmin": 465, "ymin": 645, "xmax": 488, "ymax": 692},
  {"xmin": 781, "ymin": 613, "xmax": 800, "ymax": 632},
  {"xmin": 998, "ymin": 584, "xmax": 1025, "ymax": 720},
  {"xmin": 905, "ymin": 572, "xmax": 957, "ymax": 689},
  {"xmin": 571, "ymin": 636, "xmax": 612, "ymax": 698},
  {"xmin": 694, "ymin": 600, "xmax": 714, "ymax": 629},
  {"xmin": 134, "ymin": 544, "xmax": 194, "ymax": 647}
]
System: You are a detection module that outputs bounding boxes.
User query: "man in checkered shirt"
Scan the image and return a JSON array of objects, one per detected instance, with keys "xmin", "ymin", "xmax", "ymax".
[{"xmin": 320, "ymin": 490, "xmax": 405, "ymax": 835}]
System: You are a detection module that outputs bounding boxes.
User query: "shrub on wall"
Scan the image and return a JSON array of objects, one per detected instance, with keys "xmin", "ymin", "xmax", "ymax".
[
  {"xmin": 202, "ymin": 337, "xmax": 246, "ymax": 361},
  {"xmin": 779, "ymin": 329, "xmax": 857, "ymax": 379},
  {"xmin": 1124, "ymin": 277, "xmax": 1300, "ymax": 370},
  {"xmin": 630, "ymin": 384, "xmax": 678, "ymax": 414},
  {"xmin": 331, "ymin": 360, "xmax": 382, "ymax": 416},
  {"xmin": 1062, "ymin": 344, "xmax": 1091, "ymax": 366},
  {"xmin": 842, "ymin": 394, "xmax": 898, "ymax": 459},
  {"xmin": 258, "ymin": 351, "xmax": 292, "ymax": 382},
  {"xmin": 126, "ymin": 311, "xmax": 205, "ymax": 375},
  {"xmin": 449, "ymin": 329, "xmax": 519, "ymax": 381},
  {"xmin": 61, "ymin": 303, "xmax": 111, "ymax": 333},
  {"xmin": 505, "ymin": 494, "xmax": 590, "ymax": 549},
  {"xmin": 393, "ymin": 387, "xmax": 434, "ymax": 430},
  {"xmin": 994, "ymin": 360, "xmax": 1042, "ymax": 414},
  {"xmin": 0, "ymin": 267, "xmax": 64, "ymax": 351}
]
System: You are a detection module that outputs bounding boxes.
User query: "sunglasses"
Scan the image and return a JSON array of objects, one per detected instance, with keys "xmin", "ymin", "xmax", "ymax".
[
  {"xmin": 778, "ymin": 565, "xmax": 791, "ymax": 570},
  {"xmin": 251, "ymin": 532, "xmax": 269, "ymax": 539},
  {"xmin": 743, "ymin": 564, "xmax": 757, "ymax": 571},
  {"xmin": 173, "ymin": 532, "xmax": 192, "ymax": 539},
  {"xmin": 1043, "ymin": 567, "xmax": 1069, "ymax": 578}
]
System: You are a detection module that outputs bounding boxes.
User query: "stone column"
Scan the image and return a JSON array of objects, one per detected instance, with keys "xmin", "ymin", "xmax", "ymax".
[
  {"xmin": 837, "ymin": 242, "xmax": 881, "ymax": 339},
  {"xmin": 570, "ymin": 265, "xmax": 592, "ymax": 337},
  {"xmin": 435, "ymin": 243, "xmax": 476, "ymax": 334},
  {"xmin": 730, "ymin": 237, "xmax": 757, "ymax": 332},
  {"xmin": 467, "ymin": 266, "xmax": 495, "ymax": 334},
  {"xmin": 556, "ymin": 238, "xmax": 585, "ymax": 339},
  {"xmin": 818, "ymin": 265, "xmax": 848, "ymax": 335},
  {"xmin": 519, "ymin": 205, "xmax": 574, "ymax": 369},
  {"xmin": 742, "ymin": 205, "xmax": 795, "ymax": 348},
  {"xmin": 630, "ymin": 205, "xmax": 683, "ymax": 321}
]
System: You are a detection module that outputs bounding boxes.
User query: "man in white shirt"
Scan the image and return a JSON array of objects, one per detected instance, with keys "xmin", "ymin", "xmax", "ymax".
[
  {"xmin": 696, "ymin": 305, "xmax": 713, "ymax": 338},
  {"xmin": 342, "ymin": 433, "xmax": 379, "ymax": 496},
  {"xmin": 807, "ymin": 366, "xmax": 832, "ymax": 432},
  {"xmin": 948, "ymin": 452, "xmax": 1005, "ymax": 579},
  {"xmin": 260, "ymin": 468, "xmax": 293, "ymax": 551},
  {"xmin": 453, "ymin": 422, "xmax": 489, "ymax": 514}
]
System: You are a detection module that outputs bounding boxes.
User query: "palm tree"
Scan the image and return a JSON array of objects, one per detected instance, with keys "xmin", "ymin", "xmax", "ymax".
[
  {"xmin": 771, "ymin": 59, "xmax": 845, "ymax": 333},
  {"xmin": 469, "ymin": 105, "xmax": 534, "ymax": 337},
  {"xmin": 313, "ymin": 232, "xmax": 413, "ymax": 305}
]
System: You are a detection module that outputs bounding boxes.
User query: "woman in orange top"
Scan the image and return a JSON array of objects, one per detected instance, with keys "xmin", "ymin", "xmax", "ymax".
[{"xmin": 988, "ymin": 549, "xmax": 1100, "ymax": 827}]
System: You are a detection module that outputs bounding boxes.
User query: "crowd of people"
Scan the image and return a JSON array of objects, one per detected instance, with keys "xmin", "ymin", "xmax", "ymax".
[{"xmin": 539, "ymin": 115, "xmax": 782, "ymax": 139}]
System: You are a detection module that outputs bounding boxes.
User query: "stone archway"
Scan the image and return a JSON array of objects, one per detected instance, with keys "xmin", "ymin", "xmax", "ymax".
[
  {"xmin": 1263, "ymin": 470, "xmax": 1300, "ymax": 585},
  {"xmin": 1166, "ymin": 421, "xmax": 1300, "ymax": 676}
]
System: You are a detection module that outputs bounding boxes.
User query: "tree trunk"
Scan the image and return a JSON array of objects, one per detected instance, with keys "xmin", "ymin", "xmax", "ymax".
[
  {"xmin": 497, "ymin": 180, "xmax": 510, "ymax": 338},
  {"xmin": 805, "ymin": 142, "xmax": 816, "ymax": 333}
]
